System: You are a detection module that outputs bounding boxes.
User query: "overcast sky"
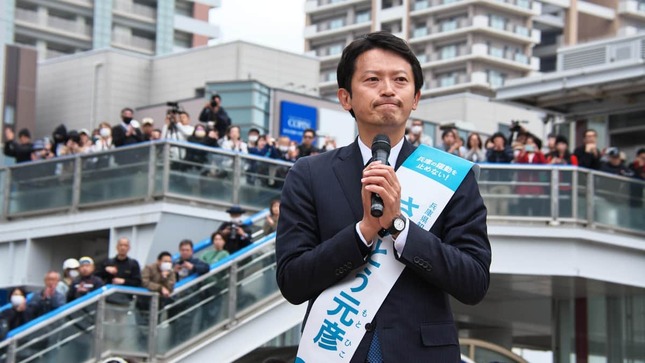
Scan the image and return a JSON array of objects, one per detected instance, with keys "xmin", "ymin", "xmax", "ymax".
[{"xmin": 209, "ymin": 0, "xmax": 306, "ymax": 54}]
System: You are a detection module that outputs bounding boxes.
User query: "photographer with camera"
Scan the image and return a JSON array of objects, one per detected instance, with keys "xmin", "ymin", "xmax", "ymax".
[
  {"xmin": 198, "ymin": 94, "xmax": 231, "ymax": 140},
  {"xmin": 216, "ymin": 205, "xmax": 253, "ymax": 254},
  {"xmin": 162, "ymin": 103, "xmax": 194, "ymax": 160}
]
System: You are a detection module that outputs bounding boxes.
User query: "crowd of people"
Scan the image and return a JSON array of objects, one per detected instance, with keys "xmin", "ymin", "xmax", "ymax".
[{"xmin": 0, "ymin": 200, "xmax": 282, "ymax": 340}]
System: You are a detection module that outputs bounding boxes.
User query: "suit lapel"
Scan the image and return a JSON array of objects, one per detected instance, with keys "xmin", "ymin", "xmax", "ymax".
[
  {"xmin": 332, "ymin": 140, "xmax": 364, "ymax": 222},
  {"xmin": 395, "ymin": 139, "xmax": 415, "ymax": 170}
]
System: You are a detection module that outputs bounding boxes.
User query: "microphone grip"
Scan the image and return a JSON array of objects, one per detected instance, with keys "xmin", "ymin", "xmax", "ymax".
[{"xmin": 371, "ymin": 193, "xmax": 384, "ymax": 217}]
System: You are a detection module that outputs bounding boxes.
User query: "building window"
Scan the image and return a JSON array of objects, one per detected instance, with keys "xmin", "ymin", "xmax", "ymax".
[
  {"xmin": 488, "ymin": 70, "xmax": 506, "ymax": 87},
  {"xmin": 417, "ymin": 53, "xmax": 428, "ymax": 63},
  {"xmin": 638, "ymin": 0, "xmax": 645, "ymax": 11},
  {"xmin": 514, "ymin": 52, "xmax": 528, "ymax": 64},
  {"xmin": 329, "ymin": 43, "xmax": 344, "ymax": 55},
  {"xmin": 441, "ymin": 18, "xmax": 458, "ymax": 32},
  {"xmin": 326, "ymin": 71, "xmax": 337, "ymax": 82},
  {"xmin": 439, "ymin": 73, "xmax": 457, "ymax": 87},
  {"xmin": 440, "ymin": 44, "xmax": 457, "ymax": 59},
  {"xmin": 414, "ymin": 0, "xmax": 428, "ymax": 10},
  {"xmin": 489, "ymin": 14, "xmax": 506, "ymax": 30},
  {"xmin": 516, "ymin": 0, "xmax": 531, "ymax": 8},
  {"xmin": 515, "ymin": 25, "xmax": 529, "ymax": 37},
  {"xmin": 329, "ymin": 18, "xmax": 345, "ymax": 29},
  {"xmin": 442, "ymin": 0, "xmax": 459, "ymax": 4},
  {"xmin": 356, "ymin": 10, "xmax": 370, "ymax": 23},
  {"xmin": 413, "ymin": 26, "xmax": 428, "ymax": 38},
  {"xmin": 489, "ymin": 45, "xmax": 504, "ymax": 58}
]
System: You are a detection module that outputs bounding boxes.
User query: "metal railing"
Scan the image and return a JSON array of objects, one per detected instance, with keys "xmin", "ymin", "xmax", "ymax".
[
  {"xmin": 0, "ymin": 233, "xmax": 280, "ymax": 363},
  {"xmin": 1, "ymin": 140, "xmax": 644, "ymax": 235}
]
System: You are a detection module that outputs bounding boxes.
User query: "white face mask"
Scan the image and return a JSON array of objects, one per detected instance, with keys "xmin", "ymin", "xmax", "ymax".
[
  {"xmin": 100, "ymin": 128, "xmax": 111, "ymax": 138},
  {"xmin": 411, "ymin": 125, "xmax": 423, "ymax": 134},
  {"xmin": 278, "ymin": 145, "xmax": 289, "ymax": 153},
  {"xmin": 325, "ymin": 144, "xmax": 335, "ymax": 150},
  {"xmin": 11, "ymin": 295, "xmax": 25, "ymax": 307},
  {"xmin": 68, "ymin": 269, "xmax": 79, "ymax": 279},
  {"xmin": 194, "ymin": 130, "xmax": 206, "ymax": 138},
  {"xmin": 288, "ymin": 145, "xmax": 296, "ymax": 152},
  {"xmin": 160, "ymin": 262, "xmax": 173, "ymax": 272},
  {"xmin": 248, "ymin": 135, "xmax": 258, "ymax": 143}
]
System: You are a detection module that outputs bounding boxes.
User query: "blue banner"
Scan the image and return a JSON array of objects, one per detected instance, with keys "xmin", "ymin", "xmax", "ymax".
[{"xmin": 280, "ymin": 101, "xmax": 317, "ymax": 143}]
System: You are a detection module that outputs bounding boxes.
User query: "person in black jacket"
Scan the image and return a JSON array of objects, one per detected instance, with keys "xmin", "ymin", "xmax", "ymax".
[
  {"xmin": 198, "ymin": 94, "xmax": 231, "ymax": 140},
  {"xmin": 67, "ymin": 257, "xmax": 104, "ymax": 302},
  {"xmin": 111, "ymin": 107, "xmax": 145, "ymax": 166},
  {"xmin": 0, "ymin": 287, "xmax": 33, "ymax": 339},
  {"xmin": 217, "ymin": 205, "xmax": 253, "ymax": 254},
  {"xmin": 573, "ymin": 129, "xmax": 602, "ymax": 170},
  {"xmin": 96, "ymin": 237, "xmax": 142, "ymax": 288},
  {"xmin": 173, "ymin": 239, "xmax": 209, "ymax": 281},
  {"xmin": 3, "ymin": 128, "xmax": 33, "ymax": 163}
]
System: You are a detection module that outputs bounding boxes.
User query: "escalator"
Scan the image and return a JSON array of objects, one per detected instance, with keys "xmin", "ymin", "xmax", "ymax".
[{"xmin": 0, "ymin": 234, "xmax": 305, "ymax": 363}]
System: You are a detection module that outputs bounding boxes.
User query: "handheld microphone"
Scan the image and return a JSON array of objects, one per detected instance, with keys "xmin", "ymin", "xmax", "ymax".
[{"xmin": 370, "ymin": 134, "xmax": 391, "ymax": 217}]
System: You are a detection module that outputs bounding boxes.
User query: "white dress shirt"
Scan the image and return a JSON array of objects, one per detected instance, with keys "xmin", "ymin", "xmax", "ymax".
[{"xmin": 355, "ymin": 137, "xmax": 410, "ymax": 255}]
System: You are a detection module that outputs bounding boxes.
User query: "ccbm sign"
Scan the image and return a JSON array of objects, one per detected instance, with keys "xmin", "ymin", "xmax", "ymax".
[{"xmin": 280, "ymin": 101, "xmax": 317, "ymax": 144}]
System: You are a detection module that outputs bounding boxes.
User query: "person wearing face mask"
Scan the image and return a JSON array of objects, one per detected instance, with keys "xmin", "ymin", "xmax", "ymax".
[
  {"xmin": 515, "ymin": 134, "xmax": 548, "ymax": 216},
  {"xmin": 56, "ymin": 258, "xmax": 80, "ymax": 297},
  {"xmin": 247, "ymin": 128, "xmax": 260, "ymax": 148},
  {"xmin": 67, "ymin": 257, "xmax": 104, "ymax": 302},
  {"xmin": 406, "ymin": 119, "xmax": 433, "ymax": 147},
  {"xmin": 0, "ymin": 287, "xmax": 33, "ymax": 337},
  {"xmin": 142, "ymin": 251, "xmax": 176, "ymax": 302},
  {"xmin": 184, "ymin": 124, "xmax": 219, "ymax": 169},
  {"xmin": 220, "ymin": 125, "xmax": 248, "ymax": 153},
  {"xmin": 111, "ymin": 107, "xmax": 144, "ymax": 166},
  {"xmin": 216, "ymin": 205, "xmax": 253, "ymax": 254}
]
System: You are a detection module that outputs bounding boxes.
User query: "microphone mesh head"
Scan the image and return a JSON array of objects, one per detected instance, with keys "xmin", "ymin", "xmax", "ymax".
[{"xmin": 371, "ymin": 134, "xmax": 391, "ymax": 153}]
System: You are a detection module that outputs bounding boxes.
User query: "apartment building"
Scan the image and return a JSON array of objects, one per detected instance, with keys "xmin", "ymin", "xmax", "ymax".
[
  {"xmin": 3, "ymin": 0, "xmax": 220, "ymax": 59},
  {"xmin": 305, "ymin": 0, "xmax": 645, "ymax": 99}
]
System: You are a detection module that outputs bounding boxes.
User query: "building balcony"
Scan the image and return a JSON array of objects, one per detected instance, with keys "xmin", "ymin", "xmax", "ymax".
[
  {"xmin": 410, "ymin": 15, "xmax": 540, "ymax": 44},
  {"xmin": 2, "ymin": 141, "xmax": 642, "ymax": 238},
  {"xmin": 410, "ymin": 0, "xmax": 541, "ymax": 17},
  {"xmin": 113, "ymin": 0, "xmax": 157, "ymax": 22},
  {"xmin": 419, "ymin": 43, "xmax": 539, "ymax": 71},
  {"xmin": 618, "ymin": 0, "xmax": 645, "ymax": 20},
  {"xmin": 304, "ymin": 20, "xmax": 371, "ymax": 39},
  {"xmin": 305, "ymin": 0, "xmax": 370, "ymax": 14},
  {"xmin": 112, "ymin": 33, "xmax": 155, "ymax": 54},
  {"xmin": 14, "ymin": 8, "xmax": 92, "ymax": 41}
]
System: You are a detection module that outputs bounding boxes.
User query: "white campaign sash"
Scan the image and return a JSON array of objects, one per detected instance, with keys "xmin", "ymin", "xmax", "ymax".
[{"xmin": 295, "ymin": 145, "xmax": 476, "ymax": 363}]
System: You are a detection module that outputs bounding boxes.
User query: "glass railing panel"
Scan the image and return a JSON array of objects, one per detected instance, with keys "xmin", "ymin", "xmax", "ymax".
[
  {"xmin": 8, "ymin": 158, "xmax": 75, "ymax": 215},
  {"xmin": 165, "ymin": 144, "xmax": 235, "ymax": 204},
  {"xmin": 593, "ymin": 173, "xmax": 645, "ymax": 231},
  {"xmin": 102, "ymin": 291, "xmax": 149, "ymax": 355},
  {"xmin": 0, "ymin": 169, "xmax": 5, "ymax": 219},
  {"xmin": 153, "ymin": 143, "xmax": 165, "ymax": 196},
  {"xmin": 474, "ymin": 346, "xmax": 520, "ymax": 362},
  {"xmin": 239, "ymin": 155, "xmax": 290, "ymax": 209},
  {"xmin": 512, "ymin": 168, "xmax": 552, "ymax": 217},
  {"xmin": 79, "ymin": 145, "xmax": 151, "ymax": 205},
  {"xmin": 577, "ymin": 170, "xmax": 588, "ymax": 220},
  {"xmin": 156, "ymin": 267, "xmax": 232, "ymax": 354},
  {"xmin": 479, "ymin": 167, "xmax": 518, "ymax": 217},
  {"xmin": 235, "ymin": 246, "xmax": 278, "ymax": 312},
  {"xmin": 557, "ymin": 169, "xmax": 575, "ymax": 219},
  {"xmin": 12, "ymin": 301, "xmax": 98, "ymax": 363}
]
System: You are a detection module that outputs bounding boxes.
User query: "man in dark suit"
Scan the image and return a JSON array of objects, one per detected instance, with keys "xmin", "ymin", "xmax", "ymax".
[
  {"xmin": 111, "ymin": 107, "xmax": 144, "ymax": 165},
  {"xmin": 276, "ymin": 32, "xmax": 491, "ymax": 362}
]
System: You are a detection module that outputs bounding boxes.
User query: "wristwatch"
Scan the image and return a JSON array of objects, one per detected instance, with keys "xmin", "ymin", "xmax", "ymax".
[{"xmin": 380, "ymin": 215, "xmax": 406, "ymax": 238}]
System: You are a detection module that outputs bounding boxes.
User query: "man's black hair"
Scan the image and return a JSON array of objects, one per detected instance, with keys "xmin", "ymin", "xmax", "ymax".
[
  {"xmin": 157, "ymin": 251, "xmax": 172, "ymax": 260},
  {"xmin": 121, "ymin": 107, "xmax": 134, "ymax": 114},
  {"xmin": 211, "ymin": 94, "xmax": 221, "ymax": 101},
  {"xmin": 18, "ymin": 128, "xmax": 31, "ymax": 139},
  {"xmin": 179, "ymin": 111, "xmax": 189, "ymax": 117},
  {"xmin": 491, "ymin": 132, "xmax": 507, "ymax": 144},
  {"xmin": 178, "ymin": 239, "xmax": 194, "ymax": 249},
  {"xmin": 636, "ymin": 147, "xmax": 645, "ymax": 156},
  {"xmin": 337, "ymin": 31, "xmax": 424, "ymax": 118},
  {"xmin": 303, "ymin": 128, "xmax": 316, "ymax": 137},
  {"xmin": 248, "ymin": 128, "xmax": 260, "ymax": 134},
  {"xmin": 441, "ymin": 129, "xmax": 456, "ymax": 140}
]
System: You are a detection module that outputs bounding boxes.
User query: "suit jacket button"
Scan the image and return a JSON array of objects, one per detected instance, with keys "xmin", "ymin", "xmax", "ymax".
[{"xmin": 365, "ymin": 323, "xmax": 374, "ymax": 332}]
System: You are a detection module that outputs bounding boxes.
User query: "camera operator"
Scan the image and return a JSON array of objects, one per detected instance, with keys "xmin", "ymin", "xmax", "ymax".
[
  {"xmin": 216, "ymin": 205, "xmax": 252, "ymax": 254},
  {"xmin": 162, "ymin": 103, "xmax": 194, "ymax": 160},
  {"xmin": 198, "ymin": 94, "xmax": 231, "ymax": 140}
]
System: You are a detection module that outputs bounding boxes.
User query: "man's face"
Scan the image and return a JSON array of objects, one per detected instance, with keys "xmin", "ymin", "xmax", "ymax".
[
  {"xmin": 584, "ymin": 131, "xmax": 597, "ymax": 145},
  {"xmin": 338, "ymin": 48, "xmax": 420, "ymax": 133},
  {"xmin": 142, "ymin": 124, "xmax": 153, "ymax": 135},
  {"xmin": 19, "ymin": 136, "xmax": 30, "ymax": 145},
  {"xmin": 79, "ymin": 264, "xmax": 94, "ymax": 277},
  {"xmin": 556, "ymin": 142, "xmax": 567, "ymax": 154},
  {"xmin": 493, "ymin": 136, "xmax": 505, "ymax": 149},
  {"xmin": 158, "ymin": 255, "xmax": 172, "ymax": 267},
  {"xmin": 151, "ymin": 130, "xmax": 162, "ymax": 140},
  {"xmin": 122, "ymin": 110, "xmax": 133, "ymax": 120},
  {"xmin": 44, "ymin": 273, "xmax": 59, "ymax": 288},
  {"xmin": 638, "ymin": 153, "xmax": 645, "ymax": 163},
  {"xmin": 277, "ymin": 137, "xmax": 290, "ymax": 147},
  {"xmin": 609, "ymin": 155, "xmax": 621, "ymax": 166},
  {"xmin": 229, "ymin": 127, "xmax": 240, "ymax": 140},
  {"xmin": 302, "ymin": 132, "xmax": 314, "ymax": 146},
  {"xmin": 180, "ymin": 113, "xmax": 190, "ymax": 125},
  {"xmin": 116, "ymin": 239, "xmax": 130, "ymax": 257},
  {"xmin": 443, "ymin": 132, "xmax": 455, "ymax": 146},
  {"xmin": 179, "ymin": 244, "xmax": 193, "ymax": 260}
]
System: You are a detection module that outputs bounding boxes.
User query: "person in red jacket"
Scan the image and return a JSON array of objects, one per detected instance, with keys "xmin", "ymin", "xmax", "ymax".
[
  {"xmin": 515, "ymin": 134, "xmax": 548, "ymax": 216},
  {"xmin": 546, "ymin": 135, "xmax": 579, "ymax": 218}
]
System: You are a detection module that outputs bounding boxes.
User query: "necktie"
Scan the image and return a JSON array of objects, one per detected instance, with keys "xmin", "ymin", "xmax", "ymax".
[{"xmin": 367, "ymin": 331, "xmax": 383, "ymax": 362}]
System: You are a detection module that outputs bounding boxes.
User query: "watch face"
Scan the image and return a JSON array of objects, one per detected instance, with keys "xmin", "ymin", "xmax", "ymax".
[{"xmin": 393, "ymin": 217, "xmax": 405, "ymax": 231}]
